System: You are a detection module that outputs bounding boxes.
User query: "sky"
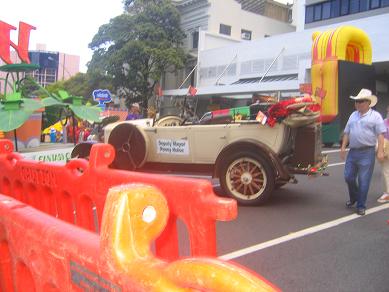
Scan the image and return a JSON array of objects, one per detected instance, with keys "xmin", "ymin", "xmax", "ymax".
[
  {"xmin": 2, "ymin": 0, "xmax": 124, "ymax": 72},
  {"xmin": 2, "ymin": 0, "xmax": 293, "ymax": 73}
]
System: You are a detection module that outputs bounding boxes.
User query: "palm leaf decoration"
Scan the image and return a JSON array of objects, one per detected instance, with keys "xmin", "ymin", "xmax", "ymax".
[
  {"xmin": 51, "ymin": 90, "xmax": 102, "ymax": 123},
  {"xmin": 0, "ymin": 63, "xmax": 102, "ymax": 133},
  {"xmin": 0, "ymin": 94, "xmax": 49, "ymax": 132},
  {"xmin": 0, "ymin": 109, "xmax": 35, "ymax": 132},
  {"xmin": 0, "ymin": 76, "xmax": 48, "ymax": 132}
]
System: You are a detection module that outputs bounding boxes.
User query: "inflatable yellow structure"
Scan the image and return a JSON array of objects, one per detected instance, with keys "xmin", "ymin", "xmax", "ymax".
[{"xmin": 311, "ymin": 26, "xmax": 372, "ymax": 123}]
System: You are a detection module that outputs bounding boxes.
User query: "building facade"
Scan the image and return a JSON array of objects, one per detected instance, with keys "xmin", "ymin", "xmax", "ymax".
[
  {"xmin": 302, "ymin": 0, "xmax": 389, "ymax": 29},
  {"xmin": 0, "ymin": 44, "xmax": 80, "ymax": 91},
  {"xmin": 190, "ymin": 0, "xmax": 389, "ymax": 105},
  {"xmin": 164, "ymin": 0, "xmax": 295, "ymax": 89}
]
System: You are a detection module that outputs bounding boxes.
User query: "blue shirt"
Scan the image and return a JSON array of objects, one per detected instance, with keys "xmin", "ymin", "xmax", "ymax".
[{"xmin": 344, "ymin": 109, "xmax": 386, "ymax": 148}]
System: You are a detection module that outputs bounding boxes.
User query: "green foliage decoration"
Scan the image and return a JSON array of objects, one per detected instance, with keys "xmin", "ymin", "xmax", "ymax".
[{"xmin": 0, "ymin": 64, "xmax": 102, "ymax": 132}]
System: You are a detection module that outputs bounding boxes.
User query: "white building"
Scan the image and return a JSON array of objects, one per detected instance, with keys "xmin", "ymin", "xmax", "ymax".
[
  {"xmin": 190, "ymin": 1, "xmax": 389, "ymax": 104},
  {"xmin": 164, "ymin": 0, "xmax": 295, "ymax": 89}
]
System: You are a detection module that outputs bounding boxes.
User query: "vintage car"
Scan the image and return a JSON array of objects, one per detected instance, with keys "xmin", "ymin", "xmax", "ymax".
[{"xmin": 74, "ymin": 98, "xmax": 326, "ymax": 206}]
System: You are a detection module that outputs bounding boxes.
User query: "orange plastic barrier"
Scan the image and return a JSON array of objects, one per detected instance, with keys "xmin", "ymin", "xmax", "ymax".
[
  {"xmin": 0, "ymin": 139, "xmax": 280, "ymax": 291},
  {"xmin": 0, "ymin": 139, "xmax": 234, "ymax": 260},
  {"xmin": 0, "ymin": 186, "xmax": 279, "ymax": 291}
]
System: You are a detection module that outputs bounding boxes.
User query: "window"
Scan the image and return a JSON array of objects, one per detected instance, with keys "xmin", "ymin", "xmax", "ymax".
[
  {"xmin": 371, "ymin": 0, "xmax": 380, "ymax": 8},
  {"xmin": 349, "ymin": 0, "xmax": 360, "ymax": 13},
  {"xmin": 340, "ymin": 0, "xmax": 349, "ymax": 15},
  {"xmin": 241, "ymin": 29, "xmax": 252, "ymax": 40},
  {"xmin": 305, "ymin": 0, "xmax": 387, "ymax": 23},
  {"xmin": 331, "ymin": 0, "xmax": 341, "ymax": 17},
  {"xmin": 305, "ymin": 6, "xmax": 314, "ymax": 23},
  {"xmin": 360, "ymin": 0, "xmax": 369, "ymax": 10},
  {"xmin": 207, "ymin": 66, "xmax": 216, "ymax": 78},
  {"xmin": 322, "ymin": 2, "xmax": 331, "ymax": 18},
  {"xmin": 226, "ymin": 63, "xmax": 237, "ymax": 76},
  {"xmin": 314, "ymin": 4, "xmax": 322, "ymax": 21},
  {"xmin": 219, "ymin": 24, "xmax": 231, "ymax": 36},
  {"xmin": 192, "ymin": 31, "xmax": 199, "ymax": 49}
]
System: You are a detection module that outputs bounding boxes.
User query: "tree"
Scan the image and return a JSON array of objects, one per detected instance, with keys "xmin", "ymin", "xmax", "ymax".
[
  {"xmin": 88, "ymin": 0, "xmax": 187, "ymax": 109},
  {"xmin": 45, "ymin": 72, "xmax": 113, "ymax": 103}
]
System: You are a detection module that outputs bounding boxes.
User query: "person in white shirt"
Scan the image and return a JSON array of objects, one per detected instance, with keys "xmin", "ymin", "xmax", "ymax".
[{"xmin": 340, "ymin": 89, "xmax": 386, "ymax": 215}]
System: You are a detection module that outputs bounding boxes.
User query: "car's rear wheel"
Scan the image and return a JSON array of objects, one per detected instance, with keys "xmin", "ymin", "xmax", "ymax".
[
  {"xmin": 219, "ymin": 151, "xmax": 275, "ymax": 205},
  {"xmin": 108, "ymin": 123, "xmax": 148, "ymax": 170}
]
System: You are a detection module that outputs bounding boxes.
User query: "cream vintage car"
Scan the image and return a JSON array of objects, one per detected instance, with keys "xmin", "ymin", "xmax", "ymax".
[{"xmin": 88, "ymin": 101, "xmax": 326, "ymax": 206}]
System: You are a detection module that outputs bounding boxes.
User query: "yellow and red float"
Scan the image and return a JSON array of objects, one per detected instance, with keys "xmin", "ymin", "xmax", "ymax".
[{"xmin": 311, "ymin": 26, "xmax": 372, "ymax": 123}]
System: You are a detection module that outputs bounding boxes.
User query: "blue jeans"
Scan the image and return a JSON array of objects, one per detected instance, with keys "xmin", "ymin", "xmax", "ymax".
[{"xmin": 344, "ymin": 147, "xmax": 376, "ymax": 209}]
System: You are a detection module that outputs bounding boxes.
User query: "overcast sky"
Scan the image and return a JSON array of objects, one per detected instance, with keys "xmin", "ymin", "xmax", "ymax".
[
  {"xmin": 2, "ymin": 0, "xmax": 124, "ymax": 72},
  {"xmin": 2, "ymin": 0, "xmax": 292, "ymax": 73}
]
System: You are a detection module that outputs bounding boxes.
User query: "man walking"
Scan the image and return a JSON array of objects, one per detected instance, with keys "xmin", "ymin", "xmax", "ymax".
[{"xmin": 340, "ymin": 89, "xmax": 386, "ymax": 215}]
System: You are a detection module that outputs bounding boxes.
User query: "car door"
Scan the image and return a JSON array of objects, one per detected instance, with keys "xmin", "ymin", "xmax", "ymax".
[{"xmin": 144, "ymin": 126, "xmax": 193, "ymax": 163}]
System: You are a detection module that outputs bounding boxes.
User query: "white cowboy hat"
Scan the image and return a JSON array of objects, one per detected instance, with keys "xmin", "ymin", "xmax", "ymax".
[
  {"xmin": 131, "ymin": 102, "xmax": 140, "ymax": 108},
  {"xmin": 350, "ymin": 88, "xmax": 377, "ymax": 107}
]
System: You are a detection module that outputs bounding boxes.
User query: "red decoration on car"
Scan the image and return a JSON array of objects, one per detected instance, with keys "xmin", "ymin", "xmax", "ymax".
[{"xmin": 266, "ymin": 96, "xmax": 321, "ymax": 127}]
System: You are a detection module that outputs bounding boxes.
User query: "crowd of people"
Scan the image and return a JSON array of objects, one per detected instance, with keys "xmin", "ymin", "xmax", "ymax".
[{"xmin": 45, "ymin": 118, "xmax": 92, "ymax": 144}]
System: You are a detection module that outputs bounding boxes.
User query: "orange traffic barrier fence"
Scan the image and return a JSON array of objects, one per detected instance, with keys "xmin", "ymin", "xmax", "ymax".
[
  {"xmin": 0, "ymin": 139, "xmax": 235, "ymax": 260},
  {"xmin": 0, "ymin": 138, "xmax": 280, "ymax": 291},
  {"xmin": 0, "ymin": 185, "xmax": 279, "ymax": 291}
]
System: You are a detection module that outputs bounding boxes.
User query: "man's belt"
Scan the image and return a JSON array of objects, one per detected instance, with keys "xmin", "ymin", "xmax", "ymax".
[{"xmin": 350, "ymin": 146, "xmax": 375, "ymax": 151}]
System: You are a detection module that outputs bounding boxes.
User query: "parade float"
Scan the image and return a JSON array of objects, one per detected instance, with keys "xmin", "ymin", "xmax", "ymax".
[{"xmin": 310, "ymin": 26, "xmax": 375, "ymax": 146}]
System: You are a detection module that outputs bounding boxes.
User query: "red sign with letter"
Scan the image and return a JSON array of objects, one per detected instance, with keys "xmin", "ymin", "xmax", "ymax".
[{"xmin": 0, "ymin": 20, "xmax": 35, "ymax": 64}]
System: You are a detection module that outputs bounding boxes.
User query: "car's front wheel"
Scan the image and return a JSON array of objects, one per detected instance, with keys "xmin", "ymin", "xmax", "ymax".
[{"xmin": 219, "ymin": 151, "xmax": 275, "ymax": 205}]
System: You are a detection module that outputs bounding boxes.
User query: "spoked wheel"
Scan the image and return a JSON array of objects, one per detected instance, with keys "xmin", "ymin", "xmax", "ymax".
[
  {"xmin": 219, "ymin": 151, "xmax": 274, "ymax": 206},
  {"xmin": 108, "ymin": 123, "xmax": 148, "ymax": 170}
]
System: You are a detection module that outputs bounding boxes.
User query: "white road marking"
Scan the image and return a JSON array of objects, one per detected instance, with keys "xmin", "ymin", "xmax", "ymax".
[{"xmin": 219, "ymin": 203, "xmax": 389, "ymax": 261}]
